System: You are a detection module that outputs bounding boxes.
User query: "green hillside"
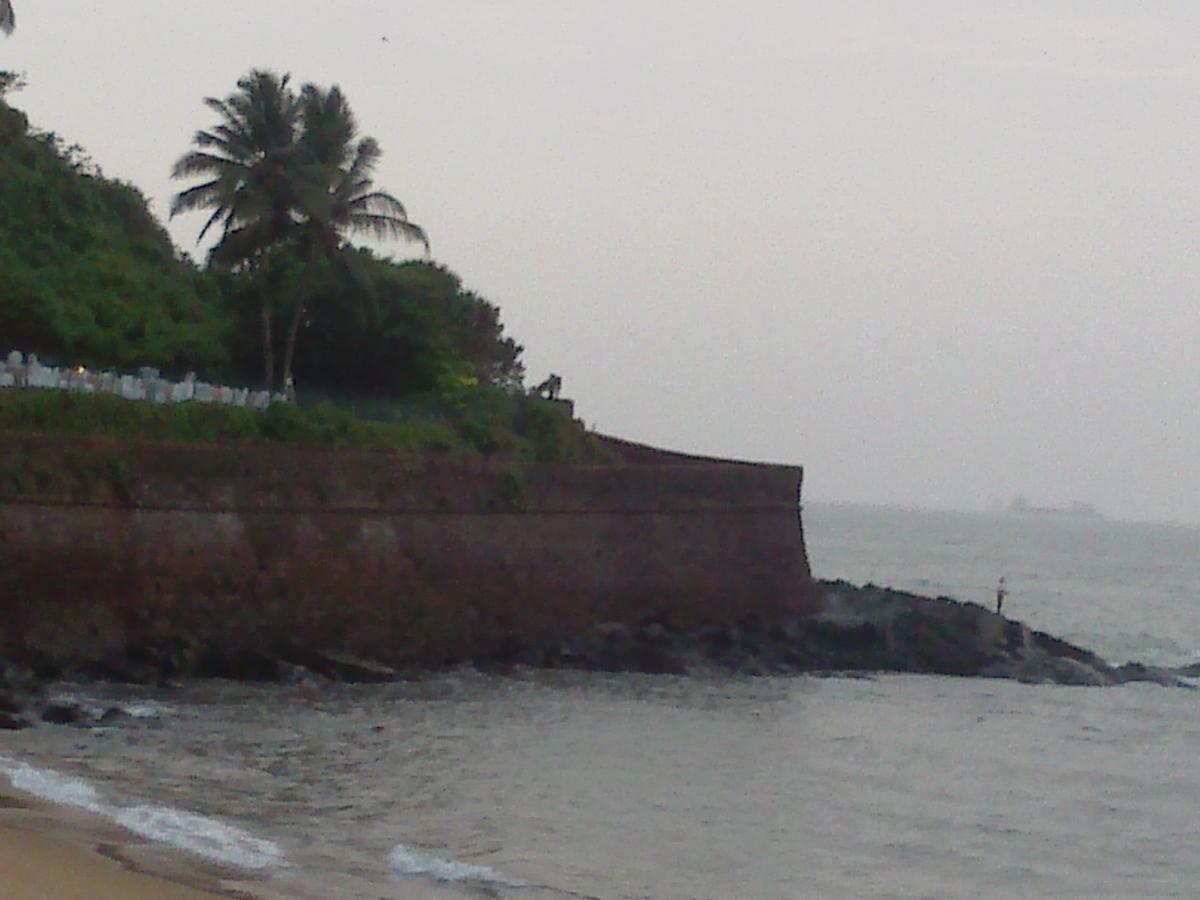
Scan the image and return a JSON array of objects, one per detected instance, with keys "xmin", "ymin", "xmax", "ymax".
[
  {"xmin": 0, "ymin": 86, "xmax": 229, "ymax": 373},
  {"xmin": 0, "ymin": 79, "xmax": 608, "ymax": 463}
]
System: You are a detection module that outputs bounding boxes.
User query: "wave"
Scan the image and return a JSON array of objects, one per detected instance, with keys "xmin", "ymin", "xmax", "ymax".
[
  {"xmin": 388, "ymin": 843, "xmax": 612, "ymax": 900},
  {"xmin": 1, "ymin": 760, "xmax": 104, "ymax": 813},
  {"xmin": 389, "ymin": 842, "xmax": 525, "ymax": 886},
  {"xmin": 0, "ymin": 758, "xmax": 284, "ymax": 871},
  {"xmin": 118, "ymin": 700, "xmax": 175, "ymax": 719},
  {"xmin": 114, "ymin": 804, "xmax": 284, "ymax": 869}
]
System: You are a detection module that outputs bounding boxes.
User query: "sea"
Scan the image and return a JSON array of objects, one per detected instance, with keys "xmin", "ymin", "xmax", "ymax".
[{"xmin": 3, "ymin": 502, "xmax": 1199, "ymax": 899}]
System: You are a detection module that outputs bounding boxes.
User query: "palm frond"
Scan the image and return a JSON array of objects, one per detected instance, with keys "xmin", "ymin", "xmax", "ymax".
[
  {"xmin": 348, "ymin": 189, "xmax": 410, "ymax": 220},
  {"xmin": 197, "ymin": 205, "xmax": 233, "ymax": 243},
  {"xmin": 170, "ymin": 150, "xmax": 243, "ymax": 180},
  {"xmin": 175, "ymin": 67, "xmax": 429, "ymax": 272},
  {"xmin": 340, "ymin": 138, "xmax": 382, "ymax": 187},
  {"xmin": 168, "ymin": 179, "xmax": 224, "ymax": 216},
  {"xmin": 171, "ymin": 69, "xmax": 302, "ymax": 262},
  {"xmin": 0, "ymin": 0, "xmax": 15, "ymax": 35},
  {"xmin": 346, "ymin": 213, "xmax": 429, "ymax": 250},
  {"xmin": 299, "ymin": 83, "xmax": 357, "ymax": 168}
]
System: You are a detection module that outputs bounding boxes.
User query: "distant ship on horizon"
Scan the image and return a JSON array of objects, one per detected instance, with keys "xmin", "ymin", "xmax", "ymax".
[{"xmin": 1008, "ymin": 495, "xmax": 1104, "ymax": 520}]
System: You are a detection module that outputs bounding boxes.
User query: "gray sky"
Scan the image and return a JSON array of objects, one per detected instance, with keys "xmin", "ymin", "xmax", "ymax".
[{"xmin": 5, "ymin": 2, "xmax": 1200, "ymax": 523}]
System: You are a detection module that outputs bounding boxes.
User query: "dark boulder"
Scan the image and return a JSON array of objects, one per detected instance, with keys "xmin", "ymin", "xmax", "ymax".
[
  {"xmin": 0, "ymin": 691, "xmax": 23, "ymax": 715},
  {"xmin": 195, "ymin": 645, "xmax": 282, "ymax": 682},
  {"xmin": 890, "ymin": 608, "xmax": 992, "ymax": 676},
  {"xmin": 40, "ymin": 702, "xmax": 84, "ymax": 725},
  {"xmin": 0, "ymin": 711, "xmax": 30, "ymax": 730},
  {"xmin": 795, "ymin": 618, "xmax": 890, "ymax": 670}
]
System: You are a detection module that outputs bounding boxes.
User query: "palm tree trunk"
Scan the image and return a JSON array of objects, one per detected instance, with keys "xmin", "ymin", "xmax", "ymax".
[
  {"xmin": 260, "ymin": 300, "xmax": 275, "ymax": 392},
  {"xmin": 281, "ymin": 239, "xmax": 322, "ymax": 399},
  {"xmin": 249, "ymin": 255, "xmax": 275, "ymax": 392},
  {"xmin": 280, "ymin": 298, "xmax": 304, "ymax": 399}
]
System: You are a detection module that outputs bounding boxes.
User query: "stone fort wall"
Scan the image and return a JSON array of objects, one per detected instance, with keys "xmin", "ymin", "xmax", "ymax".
[{"xmin": 0, "ymin": 434, "xmax": 815, "ymax": 670}]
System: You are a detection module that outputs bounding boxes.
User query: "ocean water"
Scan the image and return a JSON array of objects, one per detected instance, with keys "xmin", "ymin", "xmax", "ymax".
[{"xmin": 3, "ymin": 503, "xmax": 1199, "ymax": 899}]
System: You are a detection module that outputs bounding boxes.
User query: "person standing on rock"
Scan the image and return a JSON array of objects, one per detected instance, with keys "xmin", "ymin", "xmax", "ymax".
[{"xmin": 995, "ymin": 577, "xmax": 1007, "ymax": 615}]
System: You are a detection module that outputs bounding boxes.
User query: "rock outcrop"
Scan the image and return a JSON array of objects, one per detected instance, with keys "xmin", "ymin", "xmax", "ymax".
[
  {"xmin": 805, "ymin": 581, "xmax": 1185, "ymax": 686},
  {"xmin": 0, "ymin": 581, "xmax": 1191, "ymax": 731},
  {"xmin": 481, "ymin": 580, "xmax": 1193, "ymax": 688}
]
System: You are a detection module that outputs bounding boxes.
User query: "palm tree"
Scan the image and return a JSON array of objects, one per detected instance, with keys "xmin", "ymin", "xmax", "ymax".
[
  {"xmin": 172, "ymin": 71, "xmax": 427, "ymax": 394},
  {"xmin": 277, "ymin": 83, "xmax": 428, "ymax": 392},
  {"xmin": 170, "ymin": 70, "xmax": 301, "ymax": 389},
  {"xmin": 296, "ymin": 84, "xmax": 427, "ymax": 251},
  {"xmin": 0, "ymin": 0, "xmax": 15, "ymax": 35}
]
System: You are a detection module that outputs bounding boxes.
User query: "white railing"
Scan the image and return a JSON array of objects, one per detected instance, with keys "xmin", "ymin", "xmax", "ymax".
[{"xmin": 0, "ymin": 350, "xmax": 288, "ymax": 410}]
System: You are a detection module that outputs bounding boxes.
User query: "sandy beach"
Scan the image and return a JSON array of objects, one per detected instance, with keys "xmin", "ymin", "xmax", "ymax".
[
  {"xmin": 0, "ymin": 828, "xmax": 224, "ymax": 899},
  {"xmin": 0, "ymin": 787, "xmax": 266, "ymax": 899},
  {"xmin": 0, "ymin": 779, "xmax": 454, "ymax": 899}
]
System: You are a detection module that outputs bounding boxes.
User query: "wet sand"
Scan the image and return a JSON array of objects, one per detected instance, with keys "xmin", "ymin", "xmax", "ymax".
[
  {"xmin": 0, "ymin": 787, "xmax": 266, "ymax": 899},
  {"xmin": 0, "ymin": 783, "xmax": 447, "ymax": 899},
  {"xmin": 0, "ymin": 827, "xmax": 225, "ymax": 899}
]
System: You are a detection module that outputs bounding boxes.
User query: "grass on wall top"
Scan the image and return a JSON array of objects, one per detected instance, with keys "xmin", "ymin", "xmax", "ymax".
[{"xmin": 0, "ymin": 389, "xmax": 464, "ymax": 452}]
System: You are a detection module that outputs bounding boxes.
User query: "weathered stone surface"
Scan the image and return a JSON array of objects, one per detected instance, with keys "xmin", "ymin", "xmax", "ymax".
[
  {"xmin": 2, "ymin": 434, "xmax": 1183, "ymax": 691},
  {"xmin": 467, "ymin": 580, "xmax": 1193, "ymax": 688},
  {"xmin": 0, "ymin": 711, "xmax": 30, "ymax": 730},
  {"xmin": 0, "ymin": 435, "xmax": 814, "ymax": 675},
  {"xmin": 194, "ymin": 646, "xmax": 282, "ymax": 682},
  {"xmin": 40, "ymin": 702, "xmax": 84, "ymax": 725}
]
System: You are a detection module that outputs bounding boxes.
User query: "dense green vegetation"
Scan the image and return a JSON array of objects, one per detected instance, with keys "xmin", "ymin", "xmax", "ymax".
[
  {"xmin": 0, "ymin": 82, "xmax": 230, "ymax": 372},
  {"xmin": 0, "ymin": 72, "xmax": 607, "ymax": 463},
  {"xmin": 0, "ymin": 389, "xmax": 599, "ymax": 462},
  {"xmin": 217, "ymin": 247, "xmax": 524, "ymax": 399}
]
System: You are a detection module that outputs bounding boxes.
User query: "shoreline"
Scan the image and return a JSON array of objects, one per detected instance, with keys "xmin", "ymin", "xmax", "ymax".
[
  {"xmin": 0, "ymin": 786, "xmax": 252, "ymax": 899},
  {"xmin": 0, "ymin": 779, "xmax": 456, "ymax": 900},
  {"xmin": 3, "ymin": 573, "xmax": 1194, "ymax": 899},
  {"xmin": 3, "ymin": 581, "xmax": 1195, "ymax": 733}
]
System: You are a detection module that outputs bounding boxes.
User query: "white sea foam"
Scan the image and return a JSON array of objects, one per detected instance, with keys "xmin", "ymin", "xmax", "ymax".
[
  {"xmin": 114, "ymin": 804, "xmax": 285, "ymax": 870},
  {"xmin": 389, "ymin": 843, "xmax": 524, "ymax": 886},
  {"xmin": 119, "ymin": 700, "xmax": 174, "ymax": 719},
  {"xmin": 0, "ymin": 760, "xmax": 103, "ymax": 812},
  {"xmin": 0, "ymin": 757, "xmax": 284, "ymax": 871}
]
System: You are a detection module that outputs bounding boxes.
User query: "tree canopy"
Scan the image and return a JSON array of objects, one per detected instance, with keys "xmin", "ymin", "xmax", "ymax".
[
  {"xmin": 1, "ymin": 87, "xmax": 524, "ymax": 396},
  {"xmin": 0, "ymin": 78, "xmax": 604, "ymax": 463},
  {"xmin": 170, "ymin": 70, "xmax": 428, "ymax": 392}
]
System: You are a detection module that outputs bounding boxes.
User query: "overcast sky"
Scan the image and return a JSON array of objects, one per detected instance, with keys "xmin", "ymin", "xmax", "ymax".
[{"xmin": 5, "ymin": 2, "xmax": 1200, "ymax": 523}]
